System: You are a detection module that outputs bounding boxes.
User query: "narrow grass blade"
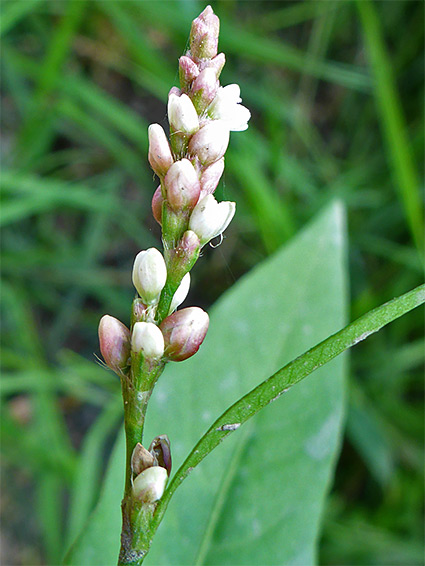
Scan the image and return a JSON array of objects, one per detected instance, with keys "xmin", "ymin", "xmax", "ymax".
[
  {"xmin": 15, "ymin": 0, "xmax": 87, "ymax": 167},
  {"xmin": 357, "ymin": 0, "xmax": 424, "ymax": 254},
  {"xmin": 1, "ymin": 170, "xmax": 120, "ymax": 225},
  {"xmin": 0, "ymin": 0, "xmax": 44, "ymax": 36},
  {"xmin": 152, "ymin": 283, "xmax": 425, "ymax": 532}
]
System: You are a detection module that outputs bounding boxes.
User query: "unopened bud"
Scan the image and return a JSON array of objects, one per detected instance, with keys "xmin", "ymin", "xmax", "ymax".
[
  {"xmin": 208, "ymin": 53, "xmax": 226, "ymax": 78},
  {"xmin": 132, "ymin": 248, "xmax": 167, "ymax": 305},
  {"xmin": 169, "ymin": 273, "xmax": 190, "ymax": 314},
  {"xmin": 131, "ymin": 322, "xmax": 164, "ymax": 360},
  {"xmin": 164, "ymin": 159, "xmax": 200, "ymax": 212},
  {"xmin": 148, "ymin": 435, "xmax": 172, "ymax": 476},
  {"xmin": 160, "ymin": 307, "xmax": 209, "ymax": 362},
  {"xmin": 179, "ymin": 55, "xmax": 199, "ymax": 91},
  {"xmin": 163, "ymin": 232, "xmax": 200, "ymax": 293},
  {"xmin": 168, "ymin": 93, "xmax": 199, "ymax": 136},
  {"xmin": 188, "ymin": 121, "xmax": 230, "ymax": 166},
  {"xmin": 175, "ymin": 230, "xmax": 201, "ymax": 269},
  {"xmin": 200, "ymin": 157, "xmax": 224, "ymax": 197},
  {"xmin": 131, "ymin": 442, "xmax": 155, "ymax": 476},
  {"xmin": 190, "ymin": 5, "xmax": 220, "ymax": 59},
  {"xmin": 189, "ymin": 194, "xmax": 235, "ymax": 245},
  {"xmin": 98, "ymin": 315, "xmax": 131, "ymax": 373},
  {"xmin": 132, "ymin": 299, "xmax": 148, "ymax": 324},
  {"xmin": 191, "ymin": 68, "xmax": 219, "ymax": 113},
  {"xmin": 151, "ymin": 185, "xmax": 163, "ymax": 225},
  {"xmin": 132, "ymin": 466, "xmax": 167, "ymax": 503},
  {"xmin": 169, "ymin": 86, "xmax": 181, "ymax": 98},
  {"xmin": 148, "ymin": 124, "xmax": 174, "ymax": 177}
]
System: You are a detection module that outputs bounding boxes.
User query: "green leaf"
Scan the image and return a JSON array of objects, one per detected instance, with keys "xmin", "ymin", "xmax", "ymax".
[
  {"xmin": 68, "ymin": 202, "xmax": 348, "ymax": 565},
  {"xmin": 146, "ymin": 202, "xmax": 348, "ymax": 565}
]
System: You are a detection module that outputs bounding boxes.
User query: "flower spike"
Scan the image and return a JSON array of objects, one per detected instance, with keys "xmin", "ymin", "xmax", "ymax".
[{"xmin": 100, "ymin": 7, "xmax": 251, "ymax": 562}]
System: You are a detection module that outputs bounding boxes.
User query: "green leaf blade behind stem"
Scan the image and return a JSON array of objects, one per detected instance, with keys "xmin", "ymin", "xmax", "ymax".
[
  {"xmin": 67, "ymin": 205, "xmax": 345, "ymax": 565},
  {"xmin": 66, "ymin": 201, "xmax": 348, "ymax": 565},
  {"xmin": 144, "ymin": 201, "xmax": 348, "ymax": 565}
]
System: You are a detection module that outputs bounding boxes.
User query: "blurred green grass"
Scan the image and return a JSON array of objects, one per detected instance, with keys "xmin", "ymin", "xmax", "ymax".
[{"xmin": 1, "ymin": 1, "xmax": 423, "ymax": 564}]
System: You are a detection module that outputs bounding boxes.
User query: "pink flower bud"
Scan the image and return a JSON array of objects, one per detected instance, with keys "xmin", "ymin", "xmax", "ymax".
[
  {"xmin": 160, "ymin": 307, "xmax": 209, "ymax": 361},
  {"xmin": 164, "ymin": 159, "xmax": 200, "ymax": 212},
  {"xmin": 190, "ymin": 5, "xmax": 220, "ymax": 59},
  {"xmin": 208, "ymin": 53, "xmax": 226, "ymax": 78},
  {"xmin": 151, "ymin": 185, "xmax": 163, "ymax": 225},
  {"xmin": 168, "ymin": 93, "xmax": 199, "ymax": 136},
  {"xmin": 132, "ymin": 322, "xmax": 164, "ymax": 360},
  {"xmin": 132, "ymin": 299, "xmax": 148, "ymax": 324},
  {"xmin": 189, "ymin": 194, "xmax": 235, "ymax": 245},
  {"xmin": 191, "ymin": 68, "xmax": 219, "ymax": 113},
  {"xmin": 169, "ymin": 86, "xmax": 181, "ymax": 98},
  {"xmin": 178, "ymin": 229, "xmax": 201, "ymax": 258},
  {"xmin": 148, "ymin": 124, "xmax": 174, "ymax": 177},
  {"xmin": 98, "ymin": 315, "xmax": 131, "ymax": 373},
  {"xmin": 179, "ymin": 55, "xmax": 199, "ymax": 91},
  {"xmin": 132, "ymin": 248, "xmax": 167, "ymax": 305},
  {"xmin": 200, "ymin": 157, "xmax": 224, "ymax": 197},
  {"xmin": 132, "ymin": 466, "xmax": 167, "ymax": 503},
  {"xmin": 188, "ymin": 121, "xmax": 230, "ymax": 166}
]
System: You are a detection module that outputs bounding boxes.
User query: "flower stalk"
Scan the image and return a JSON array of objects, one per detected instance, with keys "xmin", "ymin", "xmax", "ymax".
[{"xmin": 97, "ymin": 6, "xmax": 250, "ymax": 565}]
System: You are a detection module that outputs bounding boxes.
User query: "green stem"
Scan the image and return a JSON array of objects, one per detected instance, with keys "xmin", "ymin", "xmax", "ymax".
[
  {"xmin": 118, "ymin": 356, "xmax": 165, "ymax": 565},
  {"xmin": 156, "ymin": 245, "xmax": 201, "ymax": 324}
]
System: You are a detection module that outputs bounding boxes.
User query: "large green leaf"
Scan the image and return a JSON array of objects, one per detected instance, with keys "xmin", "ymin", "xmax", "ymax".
[{"xmin": 66, "ymin": 202, "xmax": 347, "ymax": 565}]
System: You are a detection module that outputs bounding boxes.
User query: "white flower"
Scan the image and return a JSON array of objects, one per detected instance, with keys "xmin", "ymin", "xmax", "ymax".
[
  {"xmin": 169, "ymin": 273, "xmax": 191, "ymax": 314},
  {"xmin": 168, "ymin": 93, "xmax": 199, "ymax": 136},
  {"xmin": 132, "ymin": 248, "xmax": 167, "ymax": 305},
  {"xmin": 208, "ymin": 84, "xmax": 251, "ymax": 132},
  {"xmin": 189, "ymin": 194, "xmax": 235, "ymax": 245},
  {"xmin": 131, "ymin": 322, "xmax": 164, "ymax": 360}
]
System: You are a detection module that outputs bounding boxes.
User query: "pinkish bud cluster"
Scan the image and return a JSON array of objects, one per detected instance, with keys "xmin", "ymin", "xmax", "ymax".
[
  {"xmin": 99, "ymin": 242, "xmax": 208, "ymax": 368},
  {"xmin": 100, "ymin": 6, "xmax": 249, "ymax": 376},
  {"xmin": 148, "ymin": 5, "xmax": 249, "ymax": 254}
]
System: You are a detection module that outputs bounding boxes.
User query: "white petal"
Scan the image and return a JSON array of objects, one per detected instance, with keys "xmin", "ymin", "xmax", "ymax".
[
  {"xmin": 220, "ymin": 84, "xmax": 241, "ymax": 103},
  {"xmin": 169, "ymin": 273, "xmax": 191, "ymax": 314},
  {"xmin": 189, "ymin": 194, "xmax": 235, "ymax": 244},
  {"xmin": 227, "ymin": 104, "xmax": 251, "ymax": 132}
]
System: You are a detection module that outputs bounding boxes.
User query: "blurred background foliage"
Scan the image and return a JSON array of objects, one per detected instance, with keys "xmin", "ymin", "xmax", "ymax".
[{"xmin": 0, "ymin": 0, "xmax": 423, "ymax": 564}]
